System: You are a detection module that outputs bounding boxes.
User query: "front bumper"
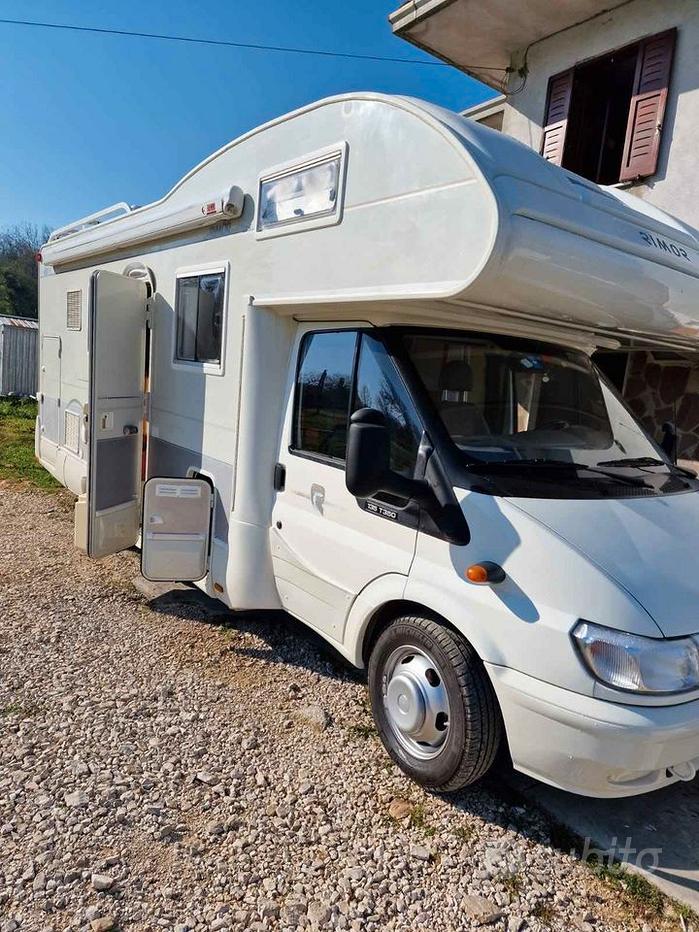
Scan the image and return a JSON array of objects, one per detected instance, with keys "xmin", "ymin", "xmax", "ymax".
[{"xmin": 487, "ymin": 664, "xmax": 699, "ymax": 798}]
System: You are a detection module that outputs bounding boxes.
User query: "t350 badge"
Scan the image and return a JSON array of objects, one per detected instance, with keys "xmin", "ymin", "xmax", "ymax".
[{"xmin": 366, "ymin": 500, "xmax": 398, "ymax": 520}]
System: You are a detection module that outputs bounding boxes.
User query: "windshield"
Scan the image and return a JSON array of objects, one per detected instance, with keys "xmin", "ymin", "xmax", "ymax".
[{"xmin": 402, "ymin": 332, "xmax": 695, "ymax": 498}]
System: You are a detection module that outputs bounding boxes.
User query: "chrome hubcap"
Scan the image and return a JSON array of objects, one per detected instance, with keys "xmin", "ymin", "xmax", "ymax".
[{"xmin": 383, "ymin": 645, "xmax": 450, "ymax": 760}]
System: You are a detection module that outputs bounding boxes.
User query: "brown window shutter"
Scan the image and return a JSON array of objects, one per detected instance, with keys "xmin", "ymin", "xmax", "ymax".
[
  {"xmin": 541, "ymin": 70, "xmax": 574, "ymax": 166},
  {"xmin": 620, "ymin": 28, "xmax": 676, "ymax": 182}
]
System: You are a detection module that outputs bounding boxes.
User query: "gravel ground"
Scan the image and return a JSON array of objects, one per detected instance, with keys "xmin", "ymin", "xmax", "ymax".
[{"xmin": 0, "ymin": 483, "xmax": 690, "ymax": 932}]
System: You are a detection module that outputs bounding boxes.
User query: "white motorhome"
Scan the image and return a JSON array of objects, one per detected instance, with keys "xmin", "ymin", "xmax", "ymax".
[{"xmin": 37, "ymin": 93, "xmax": 699, "ymax": 799}]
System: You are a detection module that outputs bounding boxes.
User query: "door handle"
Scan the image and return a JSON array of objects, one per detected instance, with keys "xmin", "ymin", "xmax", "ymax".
[{"xmin": 310, "ymin": 483, "xmax": 325, "ymax": 513}]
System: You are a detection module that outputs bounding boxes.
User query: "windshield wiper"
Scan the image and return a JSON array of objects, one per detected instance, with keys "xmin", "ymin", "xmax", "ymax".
[
  {"xmin": 596, "ymin": 456, "xmax": 666, "ymax": 467},
  {"xmin": 471, "ymin": 458, "xmax": 651, "ymax": 488},
  {"xmin": 596, "ymin": 456, "xmax": 696, "ymax": 479}
]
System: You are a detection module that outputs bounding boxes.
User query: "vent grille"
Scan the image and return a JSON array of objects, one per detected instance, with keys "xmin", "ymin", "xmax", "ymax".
[
  {"xmin": 66, "ymin": 290, "xmax": 82, "ymax": 331},
  {"xmin": 64, "ymin": 410, "xmax": 81, "ymax": 453}
]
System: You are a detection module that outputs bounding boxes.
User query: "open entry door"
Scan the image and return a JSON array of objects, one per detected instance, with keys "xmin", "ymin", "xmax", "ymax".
[{"xmin": 86, "ymin": 270, "xmax": 148, "ymax": 558}]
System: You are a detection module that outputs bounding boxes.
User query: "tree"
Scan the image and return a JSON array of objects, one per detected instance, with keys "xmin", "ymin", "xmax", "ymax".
[{"xmin": 0, "ymin": 223, "xmax": 52, "ymax": 319}]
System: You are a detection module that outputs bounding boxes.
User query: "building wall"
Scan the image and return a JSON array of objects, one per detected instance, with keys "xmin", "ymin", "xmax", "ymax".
[
  {"xmin": 623, "ymin": 352, "xmax": 699, "ymax": 467},
  {"xmin": 0, "ymin": 322, "xmax": 38, "ymax": 396},
  {"xmin": 501, "ymin": 0, "xmax": 699, "ymax": 225}
]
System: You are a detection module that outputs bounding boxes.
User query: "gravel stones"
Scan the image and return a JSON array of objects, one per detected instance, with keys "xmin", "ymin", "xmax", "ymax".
[
  {"xmin": 65, "ymin": 788, "xmax": 89, "ymax": 807},
  {"xmin": 409, "ymin": 843, "xmax": 432, "ymax": 862},
  {"xmin": 0, "ymin": 485, "xmax": 683, "ymax": 932},
  {"xmin": 461, "ymin": 894, "xmax": 504, "ymax": 925},
  {"xmin": 91, "ymin": 873, "xmax": 115, "ymax": 892},
  {"xmin": 298, "ymin": 703, "xmax": 330, "ymax": 730},
  {"xmin": 388, "ymin": 797, "xmax": 413, "ymax": 821},
  {"xmin": 90, "ymin": 918, "xmax": 116, "ymax": 932}
]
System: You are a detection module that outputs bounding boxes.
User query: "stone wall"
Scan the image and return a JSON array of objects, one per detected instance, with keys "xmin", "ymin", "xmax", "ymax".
[{"xmin": 623, "ymin": 351, "xmax": 699, "ymax": 464}]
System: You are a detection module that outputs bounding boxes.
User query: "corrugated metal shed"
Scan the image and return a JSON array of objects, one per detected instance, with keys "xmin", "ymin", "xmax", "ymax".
[{"xmin": 0, "ymin": 315, "xmax": 38, "ymax": 395}]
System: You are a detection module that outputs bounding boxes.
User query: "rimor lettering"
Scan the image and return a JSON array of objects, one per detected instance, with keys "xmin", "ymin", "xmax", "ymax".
[{"xmin": 639, "ymin": 230, "xmax": 691, "ymax": 261}]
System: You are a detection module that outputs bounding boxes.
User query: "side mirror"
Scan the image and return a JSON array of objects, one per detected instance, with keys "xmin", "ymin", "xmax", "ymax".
[
  {"xmin": 346, "ymin": 407, "xmax": 431, "ymax": 505},
  {"xmin": 660, "ymin": 421, "xmax": 677, "ymax": 463},
  {"xmin": 345, "ymin": 408, "xmax": 391, "ymax": 499}
]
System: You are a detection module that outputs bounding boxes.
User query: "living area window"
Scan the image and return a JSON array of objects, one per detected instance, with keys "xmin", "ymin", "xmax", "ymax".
[
  {"xmin": 174, "ymin": 265, "xmax": 227, "ymax": 372},
  {"xmin": 541, "ymin": 29, "xmax": 676, "ymax": 185}
]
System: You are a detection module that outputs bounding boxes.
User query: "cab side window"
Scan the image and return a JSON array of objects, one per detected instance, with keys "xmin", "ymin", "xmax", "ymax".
[
  {"xmin": 354, "ymin": 334, "xmax": 422, "ymax": 478},
  {"xmin": 293, "ymin": 330, "xmax": 357, "ymax": 462}
]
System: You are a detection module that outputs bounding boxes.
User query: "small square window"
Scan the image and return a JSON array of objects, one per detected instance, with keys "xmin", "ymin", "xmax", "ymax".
[{"xmin": 175, "ymin": 272, "xmax": 225, "ymax": 365}]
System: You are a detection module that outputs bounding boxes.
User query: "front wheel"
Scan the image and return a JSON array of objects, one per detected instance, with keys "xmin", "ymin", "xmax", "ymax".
[{"xmin": 368, "ymin": 615, "xmax": 502, "ymax": 792}]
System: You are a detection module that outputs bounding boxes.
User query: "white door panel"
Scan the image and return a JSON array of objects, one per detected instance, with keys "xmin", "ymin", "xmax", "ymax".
[
  {"xmin": 271, "ymin": 326, "xmax": 420, "ymax": 641},
  {"xmin": 273, "ymin": 458, "xmax": 416, "ymax": 639},
  {"xmin": 39, "ymin": 335, "xmax": 61, "ymax": 447},
  {"xmin": 87, "ymin": 270, "xmax": 147, "ymax": 558},
  {"xmin": 141, "ymin": 477, "xmax": 212, "ymax": 581}
]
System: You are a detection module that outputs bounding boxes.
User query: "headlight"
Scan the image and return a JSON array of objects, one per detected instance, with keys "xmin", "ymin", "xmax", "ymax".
[{"xmin": 572, "ymin": 621, "xmax": 699, "ymax": 694}]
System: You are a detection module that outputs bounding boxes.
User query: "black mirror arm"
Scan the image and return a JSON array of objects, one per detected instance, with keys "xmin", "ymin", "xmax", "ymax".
[
  {"xmin": 661, "ymin": 421, "xmax": 678, "ymax": 464},
  {"xmin": 376, "ymin": 473, "xmax": 431, "ymax": 508}
]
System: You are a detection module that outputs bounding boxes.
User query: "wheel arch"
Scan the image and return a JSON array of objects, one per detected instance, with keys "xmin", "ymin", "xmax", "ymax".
[
  {"xmin": 360, "ymin": 599, "xmax": 461, "ymax": 666},
  {"xmin": 343, "ymin": 574, "xmax": 502, "ymax": 672}
]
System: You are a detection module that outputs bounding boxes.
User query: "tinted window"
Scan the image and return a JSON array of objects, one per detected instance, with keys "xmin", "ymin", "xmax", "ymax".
[
  {"xmin": 294, "ymin": 331, "xmax": 356, "ymax": 461},
  {"xmin": 175, "ymin": 272, "xmax": 225, "ymax": 364},
  {"xmin": 354, "ymin": 334, "xmax": 422, "ymax": 478}
]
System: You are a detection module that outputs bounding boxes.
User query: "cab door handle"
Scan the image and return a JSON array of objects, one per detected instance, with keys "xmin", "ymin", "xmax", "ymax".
[{"xmin": 311, "ymin": 484, "xmax": 325, "ymax": 513}]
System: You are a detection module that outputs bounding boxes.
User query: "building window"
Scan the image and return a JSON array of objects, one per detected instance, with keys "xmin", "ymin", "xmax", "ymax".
[
  {"xmin": 175, "ymin": 271, "xmax": 225, "ymax": 365},
  {"xmin": 293, "ymin": 330, "xmax": 357, "ymax": 462},
  {"xmin": 542, "ymin": 29, "xmax": 676, "ymax": 185}
]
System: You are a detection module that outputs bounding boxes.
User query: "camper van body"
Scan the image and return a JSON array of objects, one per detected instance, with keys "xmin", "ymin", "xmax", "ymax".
[{"xmin": 37, "ymin": 94, "xmax": 699, "ymax": 798}]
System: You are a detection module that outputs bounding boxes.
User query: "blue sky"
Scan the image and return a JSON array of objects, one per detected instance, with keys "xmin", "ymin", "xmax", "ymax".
[{"xmin": 0, "ymin": 1, "xmax": 494, "ymax": 231}]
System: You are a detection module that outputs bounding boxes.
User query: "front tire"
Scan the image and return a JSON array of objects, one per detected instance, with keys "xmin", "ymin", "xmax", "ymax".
[{"xmin": 368, "ymin": 615, "xmax": 502, "ymax": 792}]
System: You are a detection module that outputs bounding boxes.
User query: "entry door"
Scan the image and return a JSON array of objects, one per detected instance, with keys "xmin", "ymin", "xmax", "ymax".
[
  {"xmin": 39, "ymin": 335, "xmax": 61, "ymax": 444},
  {"xmin": 271, "ymin": 328, "xmax": 421, "ymax": 642},
  {"xmin": 87, "ymin": 270, "xmax": 148, "ymax": 558}
]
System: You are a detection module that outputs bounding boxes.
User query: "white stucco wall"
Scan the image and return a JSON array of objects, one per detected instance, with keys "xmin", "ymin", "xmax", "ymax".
[{"xmin": 501, "ymin": 0, "xmax": 699, "ymax": 226}]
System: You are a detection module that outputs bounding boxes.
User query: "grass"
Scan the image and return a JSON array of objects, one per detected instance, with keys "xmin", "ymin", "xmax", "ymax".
[
  {"xmin": 409, "ymin": 803, "xmax": 436, "ymax": 837},
  {"xmin": 452, "ymin": 824, "xmax": 475, "ymax": 843},
  {"xmin": 0, "ymin": 397, "xmax": 59, "ymax": 489},
  {"xmin": 593, "ymin": 860, "xmax": 667, "ymax": 915},
  {"xmin": 347, "ymin": 723, "xmax": 377, "ymax": 739},
  {"xmin": 551, "ymin": 818, "xmax": 699, "ymax": 927},
  {"xmin": 499, "ymin": 871, "xmax": 523, "ymax": 897},
  {"xmin": 1, "ymin": 701, "xmax": 39, "ymax": 718},
  {"xmin": 531, "ymin": 901, "xmax": 557, "ymax": 926}
]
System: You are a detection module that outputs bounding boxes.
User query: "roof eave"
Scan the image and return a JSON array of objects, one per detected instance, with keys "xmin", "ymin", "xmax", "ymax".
[{"xmin": 390, "ymin": 0, "xmax": 510, "ymax": 90}]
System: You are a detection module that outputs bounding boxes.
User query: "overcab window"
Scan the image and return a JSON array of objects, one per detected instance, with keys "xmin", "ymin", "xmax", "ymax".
[{"xmin": 175, "ymin": 271, "xmax": 225, "ymax": 365}]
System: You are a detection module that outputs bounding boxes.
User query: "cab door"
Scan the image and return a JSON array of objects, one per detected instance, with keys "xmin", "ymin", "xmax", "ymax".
[
  {"xmin": 271, "ymin": 327, "xmax": 423, "ymax": 642},
  {"xmin": 84, "ymin": 270, "xmax": 148, "ymax": 558}
]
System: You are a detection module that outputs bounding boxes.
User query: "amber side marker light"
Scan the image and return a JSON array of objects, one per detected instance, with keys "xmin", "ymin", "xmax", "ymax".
[{"xmin": 466, "ymin": 562, "xmax": 506, "ymax": 585}]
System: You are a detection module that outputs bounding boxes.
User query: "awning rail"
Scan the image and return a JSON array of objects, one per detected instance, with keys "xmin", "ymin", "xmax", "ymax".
[{"xmin": 48, "ymin": 202, "xmax": 133, "ymax": 243}]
